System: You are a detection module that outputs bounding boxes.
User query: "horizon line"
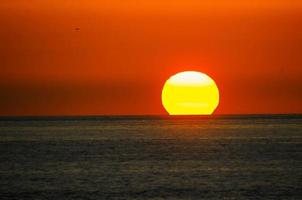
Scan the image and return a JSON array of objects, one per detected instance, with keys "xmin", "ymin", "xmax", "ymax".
[{"xmin": 0, "ymin": 113, "xmax": 301, "ymax": 120}]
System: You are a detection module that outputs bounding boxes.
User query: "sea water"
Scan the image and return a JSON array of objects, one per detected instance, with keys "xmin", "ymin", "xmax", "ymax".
[{"xmin": 0, "ymin": 115, "xmax": 301, "ymax": 199}]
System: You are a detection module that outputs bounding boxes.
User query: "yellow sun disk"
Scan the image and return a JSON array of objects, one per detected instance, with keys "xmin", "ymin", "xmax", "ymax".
[{"xmin": 162, "ymin": 71, "xmax": 219, "ymax": 115}]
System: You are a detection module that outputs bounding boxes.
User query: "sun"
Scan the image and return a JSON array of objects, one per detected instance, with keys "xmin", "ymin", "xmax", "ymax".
[{"xmin": 161, "ymin": 71, "xmax": 219, "ymax": 115}]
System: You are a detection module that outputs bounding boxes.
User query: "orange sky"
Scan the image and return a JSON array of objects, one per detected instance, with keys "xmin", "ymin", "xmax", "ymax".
[{"xmin": 1, "ymin": 0, "xmax": 302, "ymax": 115}]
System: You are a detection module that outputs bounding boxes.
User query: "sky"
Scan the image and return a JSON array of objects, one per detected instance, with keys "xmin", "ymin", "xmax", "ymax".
[{"xmin": 0, "ymin": 0, "xmax": 302, "ymax": 115}]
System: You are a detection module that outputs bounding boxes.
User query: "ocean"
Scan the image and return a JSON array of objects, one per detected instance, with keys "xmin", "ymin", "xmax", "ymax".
[{"xmin": 0, "ymin": 115, "xmax": 301, "ymax": 199}]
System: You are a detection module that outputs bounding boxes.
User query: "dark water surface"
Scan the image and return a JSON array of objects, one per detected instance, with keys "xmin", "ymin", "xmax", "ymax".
[{"xmin": 0, "ymin": 115, "xmax": 301, "ymax": 199}]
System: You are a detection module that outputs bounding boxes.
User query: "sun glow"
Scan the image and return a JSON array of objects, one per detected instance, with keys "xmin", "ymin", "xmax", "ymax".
[{"xmin": 162, "ymin": 71, "xmax": 219, "ymax": 115}]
